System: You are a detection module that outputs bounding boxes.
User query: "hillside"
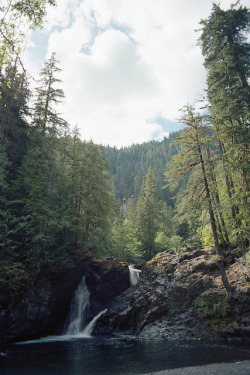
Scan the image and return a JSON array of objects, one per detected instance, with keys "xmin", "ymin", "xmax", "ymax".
[{"xmin": 103, "ymin": 132, "xmax": 180, "ymax": 205}]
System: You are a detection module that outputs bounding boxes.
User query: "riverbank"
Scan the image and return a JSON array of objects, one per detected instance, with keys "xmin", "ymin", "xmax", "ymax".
[{"xmin": 142, "ymin": 360, "xmax": 250, "ymax": 375}]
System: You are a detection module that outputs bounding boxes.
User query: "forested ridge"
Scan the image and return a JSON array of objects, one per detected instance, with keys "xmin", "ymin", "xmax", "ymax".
[
  {"xmin": 103, "ymin": 133, "xmax": 179, "ymax": 204},
  {"xmin": 0, "ymin": 0, "xmax": 249, "ymax": 300}
]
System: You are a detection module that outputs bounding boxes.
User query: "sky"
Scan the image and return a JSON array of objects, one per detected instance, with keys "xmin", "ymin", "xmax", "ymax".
[{"xmin": 23, "ymin": 0, "xmax": 250, "ymax": 148}]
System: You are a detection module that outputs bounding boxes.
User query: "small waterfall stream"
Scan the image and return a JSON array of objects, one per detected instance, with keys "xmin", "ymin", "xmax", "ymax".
[
  {"xmin": 65, "ymin": 277, "xmax": 90, "ymax": 334},
  {"xmin": 20, "ymin": 277, "xmax": 106, "ymax": 343},
  {"xmin": 64, "ymin": 276, "xmax": 106, "ymax": 338},
  {"xmin": 82, "ymin": 308, "xmax": 107, "ymax": 337},
  {"xmin": 128, "ymin": 265, "xmax": 140, "ymax": 286}
]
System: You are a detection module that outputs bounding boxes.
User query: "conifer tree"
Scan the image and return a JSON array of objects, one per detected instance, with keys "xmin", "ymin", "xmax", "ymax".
[
  {"xmin": 198, "ymin": 3, "xmax": 250, "ymax": 246},
  {"xmin": 135, "ymin": 168, "xmax": 161, "ymax": 260},
  {"xmin": 66, "ymin": 135, "xmax": 114, "ymax": 255},
  {"xmin": 13, "ymin": 54, "xmax": 69, "ymax": 273},
  {"xmin": 33, "ymin": 52, "xmax": 67, "ymax": 137},
  {"xmin": 165, "ymin": 106, "xmax": 231, "ymax": 294}
]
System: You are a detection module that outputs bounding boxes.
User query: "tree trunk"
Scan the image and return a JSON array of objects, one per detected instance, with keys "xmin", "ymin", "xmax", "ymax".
[
  {"xmin": 197, "ymin": 137, "xmax": 231, "ymax": 294},
  {"xmin": 206, "ymin": 146, "xmax": 229, "ymax": 245}
]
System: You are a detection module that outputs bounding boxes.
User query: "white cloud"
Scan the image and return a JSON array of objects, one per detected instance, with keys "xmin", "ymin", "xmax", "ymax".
[{"xmin": 23, "ymin": 0, "xmax": 250, "ymax": 147}]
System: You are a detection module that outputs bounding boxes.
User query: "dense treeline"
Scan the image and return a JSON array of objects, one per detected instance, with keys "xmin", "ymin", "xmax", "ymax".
[
  {"xmin": 0, "ymin": 1, "xmax": 249, "ymax": 296},
  {"xmin": 0, "ymin": 56, "xmax": 115, "ymax": 293},
  {"xmin": 104, "ymin": 134, "xmax": 179, "ymax": 205}
]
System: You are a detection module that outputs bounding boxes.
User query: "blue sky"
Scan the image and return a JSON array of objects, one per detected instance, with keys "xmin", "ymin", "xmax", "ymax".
[{"xmin": 23, "ymin": 0, "xmax": 249, "ymax": 148}]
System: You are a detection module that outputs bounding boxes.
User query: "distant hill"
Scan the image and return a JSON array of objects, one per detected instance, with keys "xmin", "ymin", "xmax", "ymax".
[{"xmin": 103, "ymin": 132, "xmax": 180, "ymax": 205}]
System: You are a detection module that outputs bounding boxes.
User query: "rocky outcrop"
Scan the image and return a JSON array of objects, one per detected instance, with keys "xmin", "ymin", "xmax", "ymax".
[
  {"xmin": 1, "ymin": 248, "xmax": 249, "ymax": 343},
  {"xmin": 93, "ymin": 249, "xmax": 250, "ymax": 341},
  {"xmin": 0, "ymin": 254, "xmax": 129, "ymax": 343},
  {"xmin": 85, "ymin": 258, "xmax": 130, "ymax": 317}
]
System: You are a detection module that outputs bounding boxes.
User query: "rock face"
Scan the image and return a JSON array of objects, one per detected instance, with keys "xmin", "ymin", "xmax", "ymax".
[
  {"xmin": 0, "ymin": 254, "xmax": 130, "ymax": 343},
  {"xmin": 1, "ymin": 248, "xmax": 249, "ymax": 343},
  {"xmin": 93, "ymin": 249, "xmax": 250, "ymax": 341}
]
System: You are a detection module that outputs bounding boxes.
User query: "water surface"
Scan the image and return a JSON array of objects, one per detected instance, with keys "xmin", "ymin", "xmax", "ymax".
[{"xmin": 1, "ymin": 336, "xmax": 250, "ymax": 375}]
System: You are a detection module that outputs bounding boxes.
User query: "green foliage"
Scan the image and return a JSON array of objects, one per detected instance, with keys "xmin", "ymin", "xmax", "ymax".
[
  {"xmin": 0, "ymin": 0, "xmax": 56, "ymax": 70},
  {"xmin": 65, "ymin": 137, "xmax": 115, "ymax": 251},
  {"xmin": 155, "ymin": 232, "xmax": 170, "ymax": 251},
  {"xmin": 155, "ymin": 232, "xmax": 183, "ymax": 254},
  {"xmin": 111, "ymin": 219, "xmax": 141, "ymax": 263},
  {"xmin": 244, "ymin": 249, "xmax": 250, "ymax": 266},
  {"xmin": 104, "ymin": 133, "xmax": 179, "ymax": 205},
  {"xmin": 0, "ymin": 261, "xmax": 28, "ymax": 306},
  {"xmin": 0, "ymin": 143, "xmax": 9, "ymax": 192},
  {"xmin": 169, "ymin": 235, "xmax": 184, "ymax": 254},
  {"xmin": 196, "ymin": 297, "xmax": 230, "ymax": 319},
  {"xmin": 197, "ymin": 224, "xmax": 214, "ymax": 248},
  {"xmin": 196, "ymin": 299, "xmax": 213, "ymax": 318},
  {"xmin": 33, "ymin": 52, "xmax": 68, "ymax": 137},
  {"xmin": 198, "ymin": 2, "xmax": 250, "ymax": 248},
  {"xmin": 135, "ymin": 169, "xmax": 162, "ymax": 260}
]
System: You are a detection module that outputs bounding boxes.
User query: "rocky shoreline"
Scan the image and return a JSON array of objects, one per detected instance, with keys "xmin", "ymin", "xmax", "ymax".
[{"xmin": 141, "ymin": 360, "xmax": 250, "ymax": 375}]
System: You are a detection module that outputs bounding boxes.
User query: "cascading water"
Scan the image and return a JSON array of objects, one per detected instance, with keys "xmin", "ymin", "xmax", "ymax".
[
  {"xmin": 65, "ymin": 277, "xmax": 90, "ymax": 335},
  {"xmin": 82, "ymin": 308, "xmax": 107, "ymax": 337},
  {"xmin": 20, "ymin": 278, "xmax": 106, "ymax": 343},
  {"xmin": 63, "ymin": 276, "xmax": 107, "ymax": 338},
  {"xmin": 128, "ymin": 265, "xmax": 140, "ymax": 286}
]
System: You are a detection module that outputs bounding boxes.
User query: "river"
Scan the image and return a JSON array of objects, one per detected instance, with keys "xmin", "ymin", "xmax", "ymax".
[{"xmin": 1, "ymin": 336, "xmax": 250, "ymax": 375}]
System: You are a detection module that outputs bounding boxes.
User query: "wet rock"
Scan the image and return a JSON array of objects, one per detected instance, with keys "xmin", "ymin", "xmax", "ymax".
[
  {"xmin": 94, "ymin": 249, "xmax": 250, "ymax": 341},
  {"xmin": 0, "ymin": 254, "xmax": 130, "ymax": 343}
]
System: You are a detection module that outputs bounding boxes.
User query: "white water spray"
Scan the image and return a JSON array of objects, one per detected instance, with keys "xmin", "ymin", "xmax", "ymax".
[
  {"xmin": 64, "ymin": 276, "xmax": 107, "ymax": 338},
  {"xmin": 65, "ymin": 277, "xmax": 90, "ymax": 335},
  {"xmin": 128, "ymin": 265, "xmax": 141, "ymax": 286},
  {"xmin": 19, "ymin": 277, "xmax": 107, "ymax": 344},
  {"xmin": 82, "ymin": 308, "xmax": 107, "ymax": 337}
]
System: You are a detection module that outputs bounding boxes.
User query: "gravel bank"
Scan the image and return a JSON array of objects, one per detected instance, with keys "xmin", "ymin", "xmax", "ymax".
[{"xmin": 141, "ymin": 360, "xmax": 250, "ymax": 375}]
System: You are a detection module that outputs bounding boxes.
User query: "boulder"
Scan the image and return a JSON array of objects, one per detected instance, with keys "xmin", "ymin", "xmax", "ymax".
[{"xmin": 94, "ymin": 250, "xmax": 250, "ymax": 341}]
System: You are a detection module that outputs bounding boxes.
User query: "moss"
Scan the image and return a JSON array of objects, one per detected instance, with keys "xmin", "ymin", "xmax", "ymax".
[
  {"xmin": 196, "ymin": 299, "xmax": 213, "ymax": 318},
  {"xmin": 196, "ymin": 295, "xmax": 230, "ymax": 320}
]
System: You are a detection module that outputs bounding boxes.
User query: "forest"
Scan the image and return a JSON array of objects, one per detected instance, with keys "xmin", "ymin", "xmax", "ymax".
[{"xmin": 0, "ymin": 1, "xmax": 249, "ymax": 297}]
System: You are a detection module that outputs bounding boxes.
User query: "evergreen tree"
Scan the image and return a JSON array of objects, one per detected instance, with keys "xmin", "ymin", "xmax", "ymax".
[
  {"xmin": 65, "ymin": 135, "xmax": 115, "ymax": 255},
  {"xmin": 135, "ymin": 168, "xmax": 161, "ymax": 260},
  {"xmin": 111, "ymin": 217, "xmax": 141, "ymax": 263},
  {"xmin": 0, "ymin": 63, "xmax": 30, "ymax": 180},
  {"xmin": 199, "ymin": 3, "xmax": 250, "ymax": 246},
  {"xmin": 11, "ymin": 54, "xmax": 70, "ymax": 273},
  {"xmin": 165, "ymin": 106, "xmax": 231, "ymax": 293},
  {"xmin": 33, "ymin": 52, "xmax": 67, "ymax": 137}
]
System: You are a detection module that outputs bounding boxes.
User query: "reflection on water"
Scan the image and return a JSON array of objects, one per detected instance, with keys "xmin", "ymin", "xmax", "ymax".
[{"xmin": 0, "ymin": 336, "xmax": 250, "ymax": 375}]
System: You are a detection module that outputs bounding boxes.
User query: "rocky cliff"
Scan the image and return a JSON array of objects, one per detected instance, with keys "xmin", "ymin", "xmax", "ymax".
[
  {"xmin": 1, "ymin": 248, "xmax": 249, "ymax": 344},
  {"xmin": 94, "ymin": 249, "xmax": 250, "ymax": 341},
  {"xmin": 0, "ymin": 254, "xmax": 129, "ymax": 343}
]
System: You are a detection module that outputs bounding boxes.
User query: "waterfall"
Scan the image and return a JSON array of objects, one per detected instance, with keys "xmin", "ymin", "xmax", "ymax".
[
  {"xmin": 128, "ymin": 265, "xmax": 140, "ymax": 286},
  {"xmin": 65, "ymin": 277, "xmax": 90, "ymax": 334},
  {"xmin": 82, "ymin": 308, "xmax": 107, "ymax": 337},
  {"xmin": 64, "ymin": 277, "xmax": 106, "ymax": 338},
  {"xmin": 18, "ymin": 277, "xmax": 107, "ymax": 343}
]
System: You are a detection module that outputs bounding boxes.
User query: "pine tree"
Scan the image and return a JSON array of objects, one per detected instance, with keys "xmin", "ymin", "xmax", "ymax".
[
  {"xmin": 66, "ymin": 135, "xmax": 115, "ymax": 255},
  {"xmin": 0, "ymin": 63, "xmax": 30, "ymax": 180},
  {"xmin": 165, "ymin": 106, "xmax": 231, "ymax": 293},
  {"xmin": 33, "ymin": 52, "xmax": 67, "ymax": 137},
  {"xmin": 198, "ymin": 3, "xmax": 250, "ymax": 247},
  {"xmin": 11, "ymin": 54, "xmax": 70, "ymax": 273},
  {"xmin": 135, "ymin": 168, "xmax": 161, "ymax": 260}
]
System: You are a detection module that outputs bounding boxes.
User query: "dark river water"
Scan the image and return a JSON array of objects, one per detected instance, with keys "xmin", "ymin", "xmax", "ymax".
[{"xmin": 0, "ymin": 336, "xmax": 250, "ymax": 375}]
